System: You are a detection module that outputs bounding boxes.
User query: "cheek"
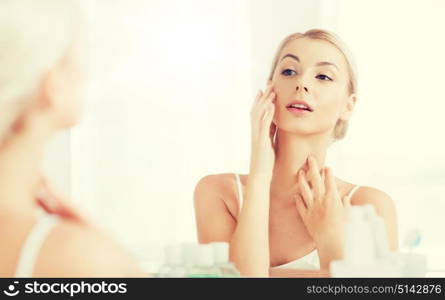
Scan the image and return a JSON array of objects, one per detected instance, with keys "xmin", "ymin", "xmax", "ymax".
[
  {"xmin": 314, "ymin": 93, "xmax": 346, "ymax": 126},
  {"xmin": 314, "ymin": 83, "xmax": 346, "ymax": 108},
  {"xmin": 273, "ymin": 79, "xmax": 294, "ymax": 103}
]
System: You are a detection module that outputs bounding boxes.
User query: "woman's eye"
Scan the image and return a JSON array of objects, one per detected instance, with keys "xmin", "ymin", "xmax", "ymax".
[
  {"xmin": 316, "ymin": 74, "xmax": 333, "ymax": 81},
  {"xmin": 281, "ymin": 69, "xmax": 297, "ymax": 76}
]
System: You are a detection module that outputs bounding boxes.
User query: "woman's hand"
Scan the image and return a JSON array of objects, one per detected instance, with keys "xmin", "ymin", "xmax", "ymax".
[
  {"xmin": 36, "ymin": 176, "xmax": 90, "ymax": 225},
  {"xmin": 249, "ymin": 85, "xmax": 277, "ymax": 177},
  {"xmin": 294, "ymin": 155, "xmax": 351, "ymax": 268},
  {"xmin": 228, "ymin": 85, "xmax": 276, "ymax": 277}
]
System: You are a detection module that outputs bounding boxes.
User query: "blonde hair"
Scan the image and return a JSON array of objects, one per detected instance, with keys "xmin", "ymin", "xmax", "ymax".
[
  {"xmin": 0, "ymin": 0, "xmax": 81, "ymax": 143},
  {"xmin": 268, "ymin": 29, "xmax": 358, "ymax": 140}
]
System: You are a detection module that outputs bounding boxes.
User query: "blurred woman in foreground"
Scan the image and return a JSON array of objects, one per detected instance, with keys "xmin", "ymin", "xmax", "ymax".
[{"xmin": 0, "ymin": 0, "xmax": 144, "ymax": 277}]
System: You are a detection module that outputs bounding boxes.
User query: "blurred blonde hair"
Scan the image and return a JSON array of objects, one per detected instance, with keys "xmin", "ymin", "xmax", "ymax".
[
  {"xmin": 0, "ymin": 0, "xmax": 82, "ymax": 143},
  {"xmin": 268, "ymin": 29, "xmax": 357, "ymax": 140}
]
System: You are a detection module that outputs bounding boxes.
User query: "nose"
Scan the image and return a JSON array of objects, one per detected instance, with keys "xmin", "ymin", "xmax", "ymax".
[{"xmin": 296, "ymin": 85, "xmax": 308, "ymax": 92}]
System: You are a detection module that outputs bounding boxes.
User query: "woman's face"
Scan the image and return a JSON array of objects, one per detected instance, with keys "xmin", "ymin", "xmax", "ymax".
[{"xmin": 271, "ymin": 37, "xmax": 355, "ymax": 137}]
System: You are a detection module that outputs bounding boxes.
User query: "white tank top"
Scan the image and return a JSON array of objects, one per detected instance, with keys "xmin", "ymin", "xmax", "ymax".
[
  {"xmin": 234, "ymin": 173, "xmax": 361, "ymax": 270},
  {"xmin": 14, "ymin": 210, "xmax": 59, "ymax": 277}
]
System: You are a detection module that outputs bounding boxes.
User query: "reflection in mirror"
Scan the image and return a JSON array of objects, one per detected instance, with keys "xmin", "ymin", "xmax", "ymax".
[{"xmin": 35, "ymin": 0, "xmax": 445, "ymax": 277}]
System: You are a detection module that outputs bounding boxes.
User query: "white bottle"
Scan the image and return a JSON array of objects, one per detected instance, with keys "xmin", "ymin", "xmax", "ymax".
[
  {"xmin": 362, "ymin": 204, "xmax": 390, "ymax": 258},
  {"xmin": 187, "ymin": 244, "xmax": 221, "ymax": 278},
  {"xmin": 211, "ymin": 242, "xmax": 241, "ymax": 277},
  {"xmin": 331, "ymin": 205, "xmax": 402, "ymax": 277},
  {"xmin": 344, "ymin": 206, "xmax": 376, "ymax": 266},
  {"xmin": 181, "ymin": 242, "xmax": 197, "ymax": 275},
  {"xmin": 158, "ymin": 244, "xmax": 186, "ymax": 277}
]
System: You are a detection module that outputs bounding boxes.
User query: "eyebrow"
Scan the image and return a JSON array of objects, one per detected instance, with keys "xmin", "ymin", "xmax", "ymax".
[
  {"xmin": 280, "ymin": 54, "xmax": 339, "ymax": 70},
  {"xmin": 281, "ymin": 54, "xmax": 300, "ymax": 62}
]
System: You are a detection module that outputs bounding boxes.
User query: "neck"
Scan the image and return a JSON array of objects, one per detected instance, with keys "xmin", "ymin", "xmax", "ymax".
[
  {"xmin": 271, "ymin": 129, "xmax": 332, "ymax": 199},
  {"xmin": 0, "ymin": 117, "xmax": 53, "ymax": 217}
]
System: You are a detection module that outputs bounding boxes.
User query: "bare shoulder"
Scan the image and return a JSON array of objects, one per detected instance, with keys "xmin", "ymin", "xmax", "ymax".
[
  {"xmin": 353, "ymin": 186, "xmax": 396, "ymax": 214},
  {"xmin": 194, "ymin": 173, "xmax": 242, "ymax": 221},
  {"xmin": 194, "ymin": 173, "xmax": 239, "ymax": 195},
  {"xmin": 194, "ymin": 173, "xmax": 239, "ymax": 204},
  {"xmin": 348, "ymin": 184, "xmax": 399, "ymax": 250},
  {"xmin": 36, "ymin": 219, "xmax": 145, "ymax": 277},
  {"xmin": 335, "ymin": 178, "xmax": 395, "ymax": 213}
]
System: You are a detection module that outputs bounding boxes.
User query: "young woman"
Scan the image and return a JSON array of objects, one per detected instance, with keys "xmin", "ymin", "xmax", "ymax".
[
  {"xmin": 0, "ymin": 0, "xmax": 144, "ymax": 277},
  {"xmin": 194, "ymin": 29, "xmax": 398, "ymax": 277}
]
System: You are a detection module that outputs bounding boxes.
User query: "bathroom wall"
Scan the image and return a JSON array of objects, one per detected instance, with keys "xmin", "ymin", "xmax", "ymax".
[
  {"xmin": 43, "ymin": 0, "xmax": 445, "ymax": 271},
  {"xmin": 335, "ymin": 0, "xmax": 445, "ymax": 270},
  {"xmin": 44, "ymin": 0, "xmax": 327, "ymax": 265}
]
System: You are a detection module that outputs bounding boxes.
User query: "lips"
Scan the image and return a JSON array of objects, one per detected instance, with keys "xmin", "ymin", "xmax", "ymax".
[{"xmin": 286, "ymin": 101, "xmax": 313, "ymax": 112}]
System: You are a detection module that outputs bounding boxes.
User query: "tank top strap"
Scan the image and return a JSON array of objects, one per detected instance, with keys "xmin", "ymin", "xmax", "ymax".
[
  {"xmin": 346, "ymin": 185, "xmax": 361, "ymax": 199},
  {"xmin": 234, "ymin": 173, "xmax": 244, "ymax": 210},
  {"xmin": 14, "ymin": 212, "xmax": 59, "ymax": 277}
]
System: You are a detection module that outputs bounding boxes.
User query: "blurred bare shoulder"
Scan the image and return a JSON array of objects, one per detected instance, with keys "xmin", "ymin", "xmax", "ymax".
[{"xmin": 34, "ymin": 219, "xmax": 146, "ymax": 277}]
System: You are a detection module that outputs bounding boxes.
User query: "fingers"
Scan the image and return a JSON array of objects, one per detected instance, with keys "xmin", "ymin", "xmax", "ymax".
[
  {"xmin": 260, "ymin": 90, "xmax": 276, "ymax": 116},
  {"xmin": 251, "ymin": 85, "xmax": 276, "ymax": 122},
  {"xmin": 261, "ymin": 84, "xmax": 274, "ymax": 102},
  {"xmin": 36, "ymin": 193, "xmax": 57, "ymax": 214},
  {"xmin": 262, "ymin": 102, "xmax": 275, "ymax": 124},
  {"xmin": 269, "ymin": 122, "xmax": 277, "ymax": 148},
  {"xmin": 320, "ymin": 166, "xmax": 325, "ymax": 183},
  {"xmin": 294, "ymin": 194, "xmax": 307, "ymax": 217},
  {"xmin": 253, "ymin": 89, "xmax": 263, "ymax": 105},
  {"xmin": 297, "ymin": 170, "xmax": 313, "ymax": 208},
  {"xmin": 36, "ymin": 176, "xmax": 68, "ymax": 212},
  {"xmin": 324, "ymin": 167, "xmax": 339, "ymax": 199},
  {"xmin": 258, "ymin": 84, "xmax": 275, "ymax": 107},
  {"xmin": 306, "ymin": 155, "xmax": 324, "ymax": 201},
  {"xmin": 258, "ymin": 85, "xmax": 276, "ymax": 133},
  {"xmin": 36, "ymin": 177, "xmax": 89, "ymax": 224},
  {"xmin": 36, "ymin": 185, "xmax": 66, "ymax": 217}
]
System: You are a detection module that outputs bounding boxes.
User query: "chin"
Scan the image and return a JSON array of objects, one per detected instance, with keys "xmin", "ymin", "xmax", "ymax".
[
  {"xmin": 277, "ymin": 116, "xmax": 337, "ymax": 136},
  {"xmin": 276, "ymin": 120, "xmax": 314, "ymax": 135}
]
